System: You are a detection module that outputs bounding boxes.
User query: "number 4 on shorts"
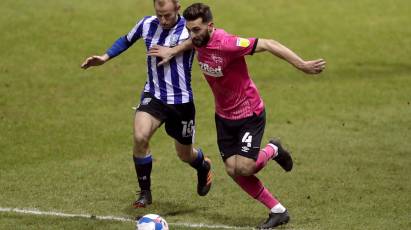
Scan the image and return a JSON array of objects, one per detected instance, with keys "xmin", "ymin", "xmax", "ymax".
[{"xmin": 242, "ymin": 132, "xmax": 253, "ymax": 147}]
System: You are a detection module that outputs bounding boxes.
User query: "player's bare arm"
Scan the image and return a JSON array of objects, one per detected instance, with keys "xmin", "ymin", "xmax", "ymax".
[
  {"xmin": 81, "ymin": 53, "xmax": 110, "ymax": 69},
  {"xmin": 147, "ymin": 39, "xmax": 193, "ymax": 66},
  {"xmin": 255, "ymin": 38, "xmax": 326, "ymax": 74}
]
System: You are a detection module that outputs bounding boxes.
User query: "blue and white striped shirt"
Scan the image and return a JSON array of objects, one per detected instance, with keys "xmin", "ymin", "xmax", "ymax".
[{"xmin": 107, "ymin": 15, "xmax": 195, "ymax": 104}]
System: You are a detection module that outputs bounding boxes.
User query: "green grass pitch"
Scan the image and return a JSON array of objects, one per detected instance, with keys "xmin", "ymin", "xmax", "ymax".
[{"xmin": 0, "ymin": 0, "xmax": 410, "ymax": 229}]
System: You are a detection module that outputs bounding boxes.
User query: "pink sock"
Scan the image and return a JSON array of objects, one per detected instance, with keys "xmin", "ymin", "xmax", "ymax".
[
  {"xmin": 235, "ymin": 175, "xmax": 279, "ymax": 209},
  {"xmin": 257, "ymin": 187, "xmax": 279, "ymax": 209},
  {"xmin": 255, "ymin": 145, "xmax": 277, "ymax": 172}
]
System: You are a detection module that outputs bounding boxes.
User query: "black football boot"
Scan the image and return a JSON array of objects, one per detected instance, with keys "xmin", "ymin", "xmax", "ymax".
[
  {"xmin": 257, "ymin": 210, "xmax": 290, "ymax": 229},
  {"xmin": 197, "ymin": 157, "xmax": 212, "ymax": 196},
  {"xmin": 270, "ymin": 139, "xmax": 293, "ymax": 172},
  {"xmin": 133, "ymin": 190, "xmax": 152, "ymax": 208}
]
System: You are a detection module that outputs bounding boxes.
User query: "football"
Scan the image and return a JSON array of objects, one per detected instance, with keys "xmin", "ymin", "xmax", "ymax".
[{"xmin": 136, "ymin": 214, "xmax": 169, "ymax": 230}]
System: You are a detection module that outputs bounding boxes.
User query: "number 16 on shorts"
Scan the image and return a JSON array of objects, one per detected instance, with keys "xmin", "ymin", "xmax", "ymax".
[{"xmin": 182, "ymin": 120, "xmax": 194, "ymax": 138}]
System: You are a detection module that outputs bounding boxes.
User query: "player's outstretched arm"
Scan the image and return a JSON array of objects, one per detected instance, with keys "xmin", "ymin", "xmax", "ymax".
[
  {"xmin": 81, "ymin": 54, "xmax": 110, "ymax": 69},
  {"xmin": 255, "ymin": 39, "xmax": 326, "ymax": 74},
  {"xmin": 148, "ymin": 39, "xmax": 194, "ymax": 66},
  {"xmin": 81, "ymin": 35, "xmax": 134, "ymax": 70}
]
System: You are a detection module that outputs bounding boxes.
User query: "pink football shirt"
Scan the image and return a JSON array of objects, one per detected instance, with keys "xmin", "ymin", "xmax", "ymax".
[{"xmin": 196, "ymin": 29, "xmax": 264, "ymax": 120}]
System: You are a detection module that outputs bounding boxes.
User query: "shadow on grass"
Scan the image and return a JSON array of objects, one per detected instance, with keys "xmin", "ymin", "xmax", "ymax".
[
  {"xmin": 205, "ymin": 211, "xmax": 261, "ymax": 228},
  {"xmin": 123, "ymin": 200, "xmax": 197, "ymax": 220}
]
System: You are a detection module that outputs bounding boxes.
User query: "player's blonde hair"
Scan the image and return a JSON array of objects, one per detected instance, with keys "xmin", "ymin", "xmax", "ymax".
[{"xmin": 153, "ymin": 0, "xmax": 179, "ymax": 7}]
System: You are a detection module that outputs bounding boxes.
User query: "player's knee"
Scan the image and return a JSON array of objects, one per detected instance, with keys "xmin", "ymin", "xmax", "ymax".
[
  {"xmin": 225, "ymin": 166, "xmax": 236, "ymax": 178},
  {"xmin": 235, "ymin": 164, "xmax": 255, "ymax": 176},
  {"xmin": 134, "ymin": 132, "xmax": 149, "ymax": 146},
  {"xmin": 133, "ymin": 133, "xmax": 149, "ymax": 154}
]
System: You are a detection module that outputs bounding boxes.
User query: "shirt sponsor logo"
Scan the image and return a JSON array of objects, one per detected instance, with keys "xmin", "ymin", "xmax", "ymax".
[
  {"xmin": 199, "ymin": 62, "xmax": 223, "ymax": 77},
  {"xmin": 236, "ymin": 38, "xmax": 250, "ymax": 48}
]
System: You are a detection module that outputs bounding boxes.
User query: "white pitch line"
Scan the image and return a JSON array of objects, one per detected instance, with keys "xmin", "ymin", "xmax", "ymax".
[
  {"xmin": 0, "ymin": 207, "xmax": 131, "ymax": 222},
  {"xmin": 0, "ymin": 207, "xmax": 252, "ymax": 229}
]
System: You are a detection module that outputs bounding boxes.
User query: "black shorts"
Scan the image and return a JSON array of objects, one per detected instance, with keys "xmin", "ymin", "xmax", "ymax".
[
  {"xmin": 136, "ymin": 92, "xmax": 195, "ymax": 145},
  {"xmin": 215, "ymin": 110, "xmax": 266, "ymax": 161}
]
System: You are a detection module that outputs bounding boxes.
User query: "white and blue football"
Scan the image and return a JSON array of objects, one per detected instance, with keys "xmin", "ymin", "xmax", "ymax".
[{"xmin": 136, "ymin": 214, "xmax": 169, "ymax": 230}]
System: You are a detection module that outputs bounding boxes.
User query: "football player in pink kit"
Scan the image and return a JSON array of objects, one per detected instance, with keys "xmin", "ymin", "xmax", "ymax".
[{"xmin": 149, "ymin": 3, "xmax": 326, "ymax": 229}]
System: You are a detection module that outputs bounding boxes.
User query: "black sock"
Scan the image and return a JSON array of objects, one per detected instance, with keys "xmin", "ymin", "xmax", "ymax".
[{"xmin": 133, "ymin": 155, "xmax": 152, "ymax": 191}]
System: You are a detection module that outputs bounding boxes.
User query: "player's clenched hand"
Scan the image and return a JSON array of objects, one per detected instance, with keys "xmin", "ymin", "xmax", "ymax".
[
  {"xmin": 81, "ymin": 55, "xmax": 109, "ymax": 69},
  {"xmin": 147, "ymin": 45, "xmax": 174, "ymax": 66},
  {"xmin": 299, "ymin": 59, "xmax": 326, "ymax": 74}
]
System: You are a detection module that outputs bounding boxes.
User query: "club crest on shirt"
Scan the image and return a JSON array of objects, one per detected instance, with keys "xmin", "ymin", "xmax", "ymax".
[
  {"xmin": 169, "ymin": 34, "xmax": 180, "ymax": 47},
  {"xmin": 211, "ymin": 54, "xmax": 224, "ymax": 64},
  {"xmin": 236, "ymin": 37, "xmax": 250, "ymax": 48}
]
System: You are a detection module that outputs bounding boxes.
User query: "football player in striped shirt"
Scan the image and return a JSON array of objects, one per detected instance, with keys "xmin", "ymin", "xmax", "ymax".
[
  {"xmin": 81, "ymin": 0, "xmax": 212, "ymax": 208},
  {"xmin": 149, "ymin": 3, "xmax": 326, "ymax": 229}
]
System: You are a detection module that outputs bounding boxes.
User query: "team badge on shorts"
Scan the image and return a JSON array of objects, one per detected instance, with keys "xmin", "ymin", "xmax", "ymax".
[
  {"xmin": 236, "ymin": 38, "xmax": 250, "ymax": 48},
  {"xmin": 141, "ymin": 97, "xmax": 152, "ymax": 105}
]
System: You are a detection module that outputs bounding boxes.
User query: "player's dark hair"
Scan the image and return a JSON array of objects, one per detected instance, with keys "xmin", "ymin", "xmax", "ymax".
[{"xmin": 183, "ymin": 3, "xmax": 213, "ymax": 23}]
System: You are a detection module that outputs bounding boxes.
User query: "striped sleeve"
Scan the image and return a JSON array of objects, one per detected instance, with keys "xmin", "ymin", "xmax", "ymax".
[
  {"xmin": 106, "ymin": 16, "xmax": 151, "ymax": 58},
  {"xmin": 127, "ymin": 16, "xmax": 151, "ymax": 43}
]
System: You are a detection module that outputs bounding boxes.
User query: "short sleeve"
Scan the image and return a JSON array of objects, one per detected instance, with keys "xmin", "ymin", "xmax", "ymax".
[{"xmin": 222, "ymin": 36, "xmax": 258, "ymax": 58}]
